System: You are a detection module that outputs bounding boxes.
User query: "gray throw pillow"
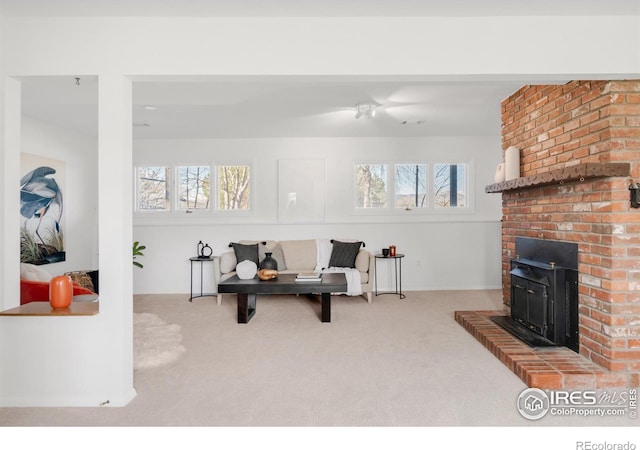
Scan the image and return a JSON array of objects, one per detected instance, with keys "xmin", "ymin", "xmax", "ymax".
[
  {"xmin": 231, "ymin": 243, "xmax": 259, "ymax": 266},
  {"xmin": 328, "ymin": 240, "xmax": 363, "ymax": 268}
]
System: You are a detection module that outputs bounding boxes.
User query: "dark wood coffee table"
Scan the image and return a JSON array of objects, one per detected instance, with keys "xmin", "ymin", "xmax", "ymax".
[{"xmin": 217, "ymin": 273, "xmax": 347, "ymax": 323}]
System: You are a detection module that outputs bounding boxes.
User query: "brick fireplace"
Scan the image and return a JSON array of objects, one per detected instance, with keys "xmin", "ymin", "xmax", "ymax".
[{"xmin": 458, "ymin": 80, "xmax": 640, "ymax": 388}]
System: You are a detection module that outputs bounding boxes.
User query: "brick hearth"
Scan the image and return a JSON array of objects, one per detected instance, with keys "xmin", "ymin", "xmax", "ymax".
[{"xmin": 455, "ymin": 310, "xmax": 628, "ymax": 389}]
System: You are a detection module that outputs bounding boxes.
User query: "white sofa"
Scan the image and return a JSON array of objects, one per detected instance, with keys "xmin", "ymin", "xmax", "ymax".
[{"xmin": 215, "ymin": 239, "xmax": 375, "ymax": 304}]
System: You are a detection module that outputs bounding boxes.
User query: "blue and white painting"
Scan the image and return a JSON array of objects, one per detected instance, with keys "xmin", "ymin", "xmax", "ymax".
[{"xmin": 20, "ymin": 153, "xmax": 66, "ymax": 265}]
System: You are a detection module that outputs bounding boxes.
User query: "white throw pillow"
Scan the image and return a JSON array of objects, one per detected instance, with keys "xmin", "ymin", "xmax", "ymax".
[{"xmin": 20, "ymin": 263, "xmax": 52, "ymax": 282}]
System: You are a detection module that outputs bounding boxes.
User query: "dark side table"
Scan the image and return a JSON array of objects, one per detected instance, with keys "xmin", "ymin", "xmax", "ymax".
[
  {"xmin": 374, "ymin": 254, "xmax": 405, "ymax": 299},
  {"xmin": 189, "ymin": 256, "xmax": 217, "ymax": 301}
]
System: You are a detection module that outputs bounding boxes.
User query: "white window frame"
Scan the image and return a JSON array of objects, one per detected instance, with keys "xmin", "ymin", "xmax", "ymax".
[
  {"xmin": 134, "ymin": 162, "xmax": 254, "ymax": 220},
  {"xmin": 353, "ymin": 162, "xmax": 390, "ymax": 211},
  {"xmin": 351, "ymin": 159, "xmax": 474, "ymax": 215},
  {"xmin": 214, "ymin": 162, "xmax": 253, "ymax": 214},
  {"xmin": 135, "ymin": 164, "xmax": 171, "ymax": 213},
  {"xmin": 175, "ymin": 163, "xmax": 212, "ymax": 213},
  {"xmin": 432, "ymin": 161, "xmax": 471, "ymax": 211},
  {"xmin": 393, "ymin": 162, "xmax": 429, "ymax": 210}
]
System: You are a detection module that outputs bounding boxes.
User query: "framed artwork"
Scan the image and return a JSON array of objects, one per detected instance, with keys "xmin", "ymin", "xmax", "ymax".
[
  {"xmin": 277, "ymin": 159, "xmax": 326, "ymax": 223},
  {"xmin": 20, "ymin": 153, "xmax": 66, "ymax": 265}
]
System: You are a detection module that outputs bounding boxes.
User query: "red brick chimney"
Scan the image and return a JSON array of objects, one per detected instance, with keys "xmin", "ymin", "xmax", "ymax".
[{"xmin": 499, "ymin": 80, "xmax": 640, "ymax": 387}]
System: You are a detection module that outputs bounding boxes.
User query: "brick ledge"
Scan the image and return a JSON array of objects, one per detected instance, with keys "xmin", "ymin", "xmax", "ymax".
[{"xmin": 455, "ymin": 310, "xmax": 629, "ymax": 389}]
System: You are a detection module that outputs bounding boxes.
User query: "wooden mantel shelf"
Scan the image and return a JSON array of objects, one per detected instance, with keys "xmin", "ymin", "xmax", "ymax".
[{"xmin": 485, "ymin": 163, "xmax": 631, "ymax": 193}]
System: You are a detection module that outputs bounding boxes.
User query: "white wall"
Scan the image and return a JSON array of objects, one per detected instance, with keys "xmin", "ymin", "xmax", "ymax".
[
  {"xmin": 133, "ymin": 136, "xmax": 503, "ymax": 294},
  {"xmin": 21, "ymin": 116, "xmax": 99, "ymax": 276},
  {"xmin": 4, "ymin": 16, "xmax": 639, "ymax": 76}
]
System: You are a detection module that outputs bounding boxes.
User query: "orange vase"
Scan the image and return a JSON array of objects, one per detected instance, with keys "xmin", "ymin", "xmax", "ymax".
[{"xmin": 49, "ymin": 275, "xmax": 73, "ymax": 309}]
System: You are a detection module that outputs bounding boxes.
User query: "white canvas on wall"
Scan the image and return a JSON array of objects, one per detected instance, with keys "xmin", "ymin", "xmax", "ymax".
[{"xmin": 277, "ymin": 159, "xmax": 326, "ymax": 223}]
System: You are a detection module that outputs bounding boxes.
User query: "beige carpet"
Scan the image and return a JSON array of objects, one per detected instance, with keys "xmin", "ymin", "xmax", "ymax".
[{"xmin": 1, "ymin": 290, "xmax": 637, "ymax": 445}]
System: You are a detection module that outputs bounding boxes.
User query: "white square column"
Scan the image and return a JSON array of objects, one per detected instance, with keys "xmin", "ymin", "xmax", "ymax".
[
  {"xmin": 1, "ymin": 77, "xmax": 21, "ymax": 310},
  {"xmin": 97, "ymin": 74, "xmax": 136, "ymax": 404}
]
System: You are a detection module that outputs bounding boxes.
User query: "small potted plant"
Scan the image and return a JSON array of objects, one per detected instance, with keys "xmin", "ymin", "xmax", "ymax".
[{"xmin": 133, "ymin": 241, "xmax": 146, "ymax": 268}]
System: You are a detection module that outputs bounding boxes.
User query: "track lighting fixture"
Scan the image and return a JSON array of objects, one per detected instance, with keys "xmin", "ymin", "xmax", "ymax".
[{"xmin": 355, "ymin": 103, "xmax": 377, "ymax": 119}]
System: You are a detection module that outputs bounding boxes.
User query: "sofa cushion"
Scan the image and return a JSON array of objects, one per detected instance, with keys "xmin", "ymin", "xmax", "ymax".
[
  {"xmin": 329, "ymin": 240, "xmax": 363, "ymax": 268},
  {"xmin": 230, "ymin": 242, "xmax": 259, "ymax": 266},
  {"xmin": 278, "ymin": 239, "xmax": 316, "ymax": 270},
  {"xmin": 354, "ymin": 249, "xmax": 369, "ymax": 273},
  {"xmin": 219, "ymin": 252, "xmax": 237, "ymax": 274}
]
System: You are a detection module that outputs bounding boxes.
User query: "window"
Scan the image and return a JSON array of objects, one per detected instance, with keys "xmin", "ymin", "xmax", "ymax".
[
  {"xmin": 136, "ymin": 163, "xmax": 251, "ymax": 214},
  {"xmin": 395, "ymin": 164, "xmax": 427, "ymax": 209},
  {"xmin": 355, "ymin": 164, "xmax": 387, "ymax": 208},
  {"xmin": 352, "ymin": 161, "xmax": 470, "ymax": 213},
  {"xmin": 434, "ymin": 163, "xmax": 466, "ymax": 208},
  {"xmin": 137, "ymin": 166, "xmax": 169, "ymax": 211},
  {"xmin": 177, "ymin": 165, "xmax": 210, "ymax": 210},
  {"xmin": 217, "ymin": 165, "xmax": 250, "ymax": 210}
]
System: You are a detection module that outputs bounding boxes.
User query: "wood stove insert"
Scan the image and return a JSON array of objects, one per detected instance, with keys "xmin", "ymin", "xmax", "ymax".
[{"xmin": 493, "ymin": 237, "xmax": 579, "ymax": 353}]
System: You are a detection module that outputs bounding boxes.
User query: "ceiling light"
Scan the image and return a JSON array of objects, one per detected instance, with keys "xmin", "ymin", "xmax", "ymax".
[
  {"xmin": 143, "ymin": 105, "xmax": 157, "ymax": 111},
  {"xmin": 355, "ymin": 103, "xmax": 377, "ymax": 119}
]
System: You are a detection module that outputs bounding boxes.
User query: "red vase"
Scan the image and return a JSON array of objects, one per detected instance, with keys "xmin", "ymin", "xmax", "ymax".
[{"xmin": 49, "ymin": 275, "xmax": 73, "ymax": 309}]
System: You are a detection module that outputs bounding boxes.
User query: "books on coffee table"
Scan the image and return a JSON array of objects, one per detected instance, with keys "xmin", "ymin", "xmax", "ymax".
[
  {"xmin": 297, "ymin": 272, "xmax": 321, "ymax": 278},
  {"xmin": 295, "ymin": 272, "xmax": 322, "ymax": 282}
]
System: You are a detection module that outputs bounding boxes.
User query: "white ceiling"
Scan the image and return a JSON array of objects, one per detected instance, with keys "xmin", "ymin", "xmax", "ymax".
[
  {"xmin": 21, "ymin": 77, "xmax": 533, "ymax": 139},
  {"xmin": 15, "ymin": 0, "xmax": 637, "ymax": 139}
]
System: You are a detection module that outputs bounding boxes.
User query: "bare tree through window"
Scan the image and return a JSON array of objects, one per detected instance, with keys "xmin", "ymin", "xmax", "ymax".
[
  {"xmin": 178, "ymin": 165, "xmax": 210, "ymax": 210},
  {"xmin": 137, "ymin": 166, "xmax": 169, "ymax": 211},
  {"xmin": 434, "ymin": 163, "xmax": 466, "ymax": 207},
  {"xmin": 218, "ymin": 165, "xmax": 250, "ymax": 210},
  {"xmin": 355, "ymin": 164, "xmax": 387, "ymax": 208},
  {"xmin": 395, "ymin": 164, "xmax": 427, "ymax": 208}
]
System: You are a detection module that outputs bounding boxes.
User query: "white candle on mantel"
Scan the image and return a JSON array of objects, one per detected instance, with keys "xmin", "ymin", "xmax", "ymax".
[{"xmin": 505, "ymin": 146, "xmax": 520, "ymax": 180}]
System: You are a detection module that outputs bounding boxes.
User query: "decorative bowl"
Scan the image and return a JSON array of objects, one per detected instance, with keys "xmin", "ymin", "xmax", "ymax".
[{"xmin": 258, "ymin": 269, "xmax": 278, "ymax": 280}]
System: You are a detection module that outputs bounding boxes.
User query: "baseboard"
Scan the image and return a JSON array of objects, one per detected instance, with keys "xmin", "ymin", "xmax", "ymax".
[{"xmin": 0, "ymin": 387, "xmax": 137, "ymax": 407}]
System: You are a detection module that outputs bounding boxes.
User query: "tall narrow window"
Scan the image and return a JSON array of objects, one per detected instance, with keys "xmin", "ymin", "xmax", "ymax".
[
  {"xmin": 136, "ymin": 166, "xmax": 169, "ymax": 211},
  {"xmin": 355, "ymin": 164, "xmax": 387, "ymax": 208},
  {"xmin": 434, "ymin": 163, "xmax": 466, "ymax": 208},
  {"xmin": 177, "ymin": 165, "xmax": 210, "ymax": 210},
  {"xmin": 218, "ymin": 165, "xmax": 250, "ymax": 210},
  {"xmin": 395, "ymin": 164, "xmax": 427, "ymax": 209}
]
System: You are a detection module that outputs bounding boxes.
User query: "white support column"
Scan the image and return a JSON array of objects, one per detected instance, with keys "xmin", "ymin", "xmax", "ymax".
[
  {"xmin": 1, "ymin": 77, "xmax": 22, "ymax": 311},
  {"xmin": 97, "ymin": 73, "xmax": 135, "ymax": 405},
  {"xmin": 0, "ymin": 75, "xmax": 136, "ymax": 406}
]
